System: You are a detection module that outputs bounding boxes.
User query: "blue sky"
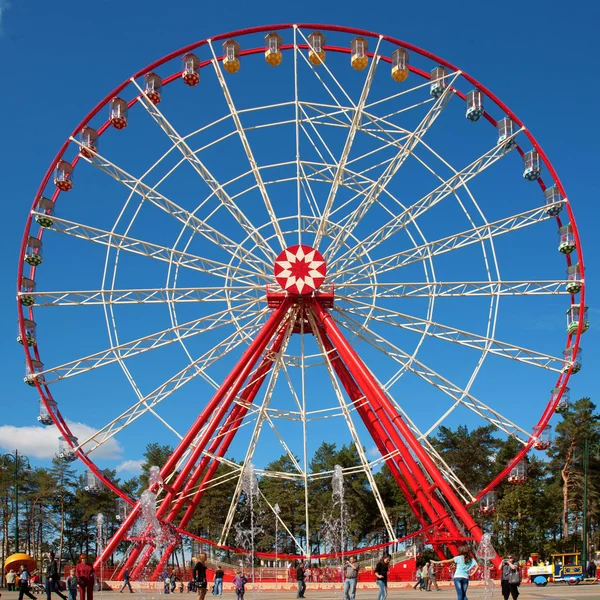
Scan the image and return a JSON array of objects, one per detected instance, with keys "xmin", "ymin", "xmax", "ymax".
[{"xmin": 0, "ymin": 0, "xmax": 599, "ymax": 489}]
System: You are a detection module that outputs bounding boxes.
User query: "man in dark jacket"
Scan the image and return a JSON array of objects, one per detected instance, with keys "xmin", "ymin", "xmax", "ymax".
[
  {"xmin": 296, "ymin": 562, "xmax": 306, "ymax": 598},
  {"xmin": 46, "ymin": 552, "xmax": 67, "ymax": 600}
]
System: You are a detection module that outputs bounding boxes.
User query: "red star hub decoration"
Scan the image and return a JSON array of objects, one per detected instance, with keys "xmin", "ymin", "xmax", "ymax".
[{"xmin": 274, "ymin": 245, "xmax": 327, "ymax": 295}]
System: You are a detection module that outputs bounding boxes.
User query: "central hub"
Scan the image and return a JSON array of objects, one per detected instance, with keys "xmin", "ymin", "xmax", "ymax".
[{"xmin": 274, "ymin": 245, "xmax": 326, "ymax": 295}]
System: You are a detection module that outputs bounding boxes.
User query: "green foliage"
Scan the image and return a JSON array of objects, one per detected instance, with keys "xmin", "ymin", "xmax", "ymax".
[{"xmin": 2, "ymin": 399, "xmax": 600, "ymax": 568}]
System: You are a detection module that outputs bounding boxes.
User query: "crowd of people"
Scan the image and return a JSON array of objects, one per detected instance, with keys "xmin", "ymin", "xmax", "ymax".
[{"xmin": 4, "ymin": 547, "xmax": 598, "ymax": 600}]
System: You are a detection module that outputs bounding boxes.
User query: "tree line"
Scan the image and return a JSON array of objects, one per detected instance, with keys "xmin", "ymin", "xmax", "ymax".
[{"xmin": 1, "ymin": 397, "xmax": 598, "ymax": 574}]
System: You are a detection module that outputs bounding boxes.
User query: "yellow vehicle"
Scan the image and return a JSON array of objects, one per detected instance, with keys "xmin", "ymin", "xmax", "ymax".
[{"xmin": 527, "ymin": 552, "xmax": 595, "ymax": 586}]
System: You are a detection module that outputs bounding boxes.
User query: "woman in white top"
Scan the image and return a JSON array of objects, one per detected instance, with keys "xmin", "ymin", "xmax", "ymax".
[{"xmin": 432, "ymin": 546, "xmax": 478, "ymax": 600}]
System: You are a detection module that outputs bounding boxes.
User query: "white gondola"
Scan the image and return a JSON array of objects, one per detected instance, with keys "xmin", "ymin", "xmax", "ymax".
[
  {"xmin": 523, "ymin": 150, "xmax": 541, "ymax": 181},
  {"xmin": 222, "ymin": 39, "xmax": 241, "ymax": 74},
  {"xmin": 497, "ymin": 117, "xmax": 516, "ymax": 149},
  {"xmin": 566, "ymin": 304, "xmax": 589, "ymax": 335},
  {"xmin": 562, "ymin": 347, "xmax": 582, "ymax": 373},
  {"xmin": 24, "ymin": 359, "xmax": 44, "ymax": 386},
  {"xmin": 182, "ymin": 53, "xmax": 200, "ymax": 86},
  {"xmin": 558, "ymin": 224, "xmax": 576, "ymax": 254},
  {"xmin": 24, "ymin": 236, "xmax": 43, "ymax": 267},
  {"xmin": 85, "ymin": 469, "xmax": 103, "ymax": 493},
  {"xmin": 58, "ymin": 435, "xmax": 78, "ymax": 462},
  {"xmin": 37, "ymin": 399, "xmax": 57, "ymax": 425},
  {"xmin": 116, "ymin": 498, "xmax": 130, "ymax": 521},
  {"xmin": 308, "ymin": 32, "xmax": 326, "ymax": 66},
  {"xmin": 19, "ymin": 277, "xmax": 36, "ymax": 307},
  {"xmin": 566, "ymin": 264, "xmax": 582, "ymax": 294},
  {"xmin": 508, "ymin": 459, "xmax": 527, "ymax": 484},
  {"xmin": 544, "ymin": 185, "xmax": 563, "ymax": 217},
  {"xmin": 264, "ymin": 32, "xmax": 283, "ymax": 67},
  {"xmin": 430, "ymin": 66, "xmax": 447, "ymax": 98},
  {"xmin": 35, "ymin": 197, "xmax": 56, "ymax": 228},
  {"xmin": 110, "ymin": 97, "xmax": 128, "ymax": 129},
  {"xmin": 144, "ymin": 72, "xmax": 162, "ymax": 104},
  {"xmin": 551, "ymin": 386, "xmax": 570, "ymax": 413},
  {"xmin": 532, "ymin": 425, "xmax": 552, "ymax": 451},
  {"xmin": 466, "ymin": 90, "xmax": 484, "ymax": 121},
  {"xmin": 17, "ymin": 318, "xmax": 37, "ymax": 346},
  {"xmin": 351, "ymin": 36, "xmax": 369, "ymax": 71},
  {"xmin": 80, "ymin": 127, "xmax": 99, "ymax": 159},
  {"xmin": 479, "ymin": 490, "xmax": 497, "ymax": 514},
  {"xmin": 54, "ymin": 160, "xmax": 74, "ymax": 191}
]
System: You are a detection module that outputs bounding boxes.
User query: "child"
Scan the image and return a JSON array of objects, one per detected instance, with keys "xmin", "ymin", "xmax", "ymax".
[
  {"xmin": 66, "ymin": 569, "xmax": 78, "ymax": 600},
  {"xmin": 232, "ymin": 571, "xmax": 248, "ymax": 600}
]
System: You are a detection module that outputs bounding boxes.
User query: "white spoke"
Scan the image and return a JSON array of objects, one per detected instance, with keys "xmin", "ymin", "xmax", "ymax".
[
  {"xmin": 337, "ymin": 301, "xmax": 565, "ymax": 372},
  {"xmin": 219, "ymin": 313, "xmax": 297, "ymax": 545},
  {"xmin": 307, "ymin": 309, "xmax": 397, "ymax": 541},
  {"xmin": 73, "ymin": 135, "xmax": 272, "ymax": 272},
  {"xmin": 313, "ymin": 37, "xmax": 382, "ymax": 248},
  {"xmin": 35, "ymin": 212, "xmax": 268, "ymax": 286},
  {"xmin": 334, "ymin": 204, "xmax": 560, "ymax": 282},
  {"xmin": 77, "ymin": 310, "xmax": 268, "ymax": 455},
  {"xmin": 30, "ymin": 285, "xmax": 260, "ymax": 307},
  {"xmin": 324, "ymin": 71, "xmax": 461, "ymax": 261},
  {"xmin": 209, "ymin": 41, "xmax": 286, "ymax": 250},
  {"xmin": 335, "ymin": 310, "xmax": 529, "ymax": 444},
  {"xmin": 337, "ymin": 280, "xmax": 571, "ymax": 298},
  {"xmin": 40, "ymin": 299, "xmax": 261, "ymax": 383},
  {"xmin": 330, "ymin": 128, "xmax": 523, "ymax": 270}
]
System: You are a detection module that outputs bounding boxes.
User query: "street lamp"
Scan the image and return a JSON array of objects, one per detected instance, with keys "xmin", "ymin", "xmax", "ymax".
[{"xmin": 1, "ymin": 449, "xmax": 32, "ymax": 553}]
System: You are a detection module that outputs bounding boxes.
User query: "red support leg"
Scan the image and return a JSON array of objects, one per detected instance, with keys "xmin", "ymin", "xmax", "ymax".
[
  {"xmin": 312, "ymin": 301, "xmax": 492, "ymax": 562},
  {"xmin": 317, "ymin": 326, "xmax": 458, "ymax": 559},
  {"xmin": 148, "ymin": 327, "xmax": 289, "ymax": 580},
  {"xmin": 98, "ymin": 300, "xmax": 291, "ymax": 573}
]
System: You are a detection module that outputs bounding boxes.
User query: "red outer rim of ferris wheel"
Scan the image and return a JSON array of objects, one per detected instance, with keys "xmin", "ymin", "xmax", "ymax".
[{"xmin": 16, "ymin": 23, "xmax": 585, "ymax": 548}]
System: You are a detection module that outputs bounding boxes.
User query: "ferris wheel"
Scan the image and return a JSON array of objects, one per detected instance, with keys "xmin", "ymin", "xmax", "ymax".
[{"xmin": 18, "ymin": 24, "xmax": 586, "ymax": 577}]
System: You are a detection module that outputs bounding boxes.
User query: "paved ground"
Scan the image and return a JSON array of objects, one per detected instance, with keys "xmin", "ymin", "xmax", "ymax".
[{"xmin": 3, "ymin": 587, "xmax": 599, "ymax": 600}]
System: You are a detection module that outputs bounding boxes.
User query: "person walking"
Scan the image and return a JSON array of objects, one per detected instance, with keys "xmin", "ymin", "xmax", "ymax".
[
  {"xmin": 45, "ymin": 552, "xmax": 67, "ymax": 600},
  {"xmin": 193, "ymin": 553, "xmax": 208, "ymax": 600},
  {"xmin": 7, "ymin": 569, "xmax": 17, "ymax": 592},
  {"xmin": 432, "ymin": 546, "xmax": 478, "ymax": 600},
  {"xmin": 232, "ymin": 571, "xmax": 247, "ymax": 600},
  {"xmin": 343, "ymin": 556, "xmax": 359, "ymax": 600},
  {"xmin": 18, "ymin": 564, "xmax": 38, "ymax": 600},
  {"xmin": 119, "ymin": 569, "xmax": 134, "ymax": 593},
  {"xmin": 170, "ymin": 571, "xmax": 180, "ymax": 594},
  {"xmin": 163, "ymin": 571, "xmax": 171, "ymax": 595},
  {"xmin": 421, "ymin": 562, "xmax": 431, "ymax": 592},
  {"xmin": 500, "ymin": 556, "xmax": 520, "ymax": 600},
  {"xmin": 66, "ymin": 569, "xmax": 78, "ymax": 600},
  {"xmin": 374, "ymin": 553, "xmax": 391, "ymax": 600},
  {"xmin": 413, "ymin": 566, "xmax": 423, "ymax": 591},
  {"xmin": 75, "ymin": 555, "xmax": 95, "ymax": 600},
  {"xmin": 296, "ymin": 561, "xmax": 306, "ymax": 599},
  {"xmin": 428, "ymin": 562, "xmax": 440, "ymax": 592},
  {"xmin": 212, "ymin": 567, "xmax": 224, "ymax": 597}
]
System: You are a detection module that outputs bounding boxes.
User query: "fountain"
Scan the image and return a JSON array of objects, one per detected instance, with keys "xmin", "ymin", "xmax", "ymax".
[
  {"xmin": 320, "ymin": 465, "xmax": 348, "ymax": 584},
  {"xmin": 476, "ymin": 533, "xmax": 497, "ymax": 600},
  {"xmin": 95, "ymin": 513, "xmax": 105, "ymax": 593},
  {"xmin": 137, "ymin": 466, "xmax": 167, "ymax": 580},
  {"xmin": 332, "ymin": 465, "xmax": 345, "ymax": 566},
  {"xmin": 235, "ymin": 463, "xmax": 261, "ymax": 599}
]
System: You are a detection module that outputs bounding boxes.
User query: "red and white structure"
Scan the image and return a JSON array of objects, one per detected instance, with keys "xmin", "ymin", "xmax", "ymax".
[{"xmin": 17, "ymin": 24, "xmax": 585, "ymax": 577}]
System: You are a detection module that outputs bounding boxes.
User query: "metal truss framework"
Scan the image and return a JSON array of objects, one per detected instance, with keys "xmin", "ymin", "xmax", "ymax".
[
  {"xmin": 96, "ymin": 298, "xmax": 495, "ymax": 580},
  {"xmin": 17, "ymin": 23, "xmax": 584, "ymax": 581}
]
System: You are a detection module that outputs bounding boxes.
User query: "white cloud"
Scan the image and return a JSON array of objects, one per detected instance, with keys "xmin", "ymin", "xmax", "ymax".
[
  {"xmin": 116, "ymin": 459, "xmax": 144, "ymax": 474},
  {"xmin": 0, "ymin": 1, "xmax": 10, "ymax": 31},
  {"xmin": 0, "ymin": 421, "xmax": 123, "ymax": 460},
  {"xmin": 367, "ymin": 445, "xmax": 381, "ymax": 459}
]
